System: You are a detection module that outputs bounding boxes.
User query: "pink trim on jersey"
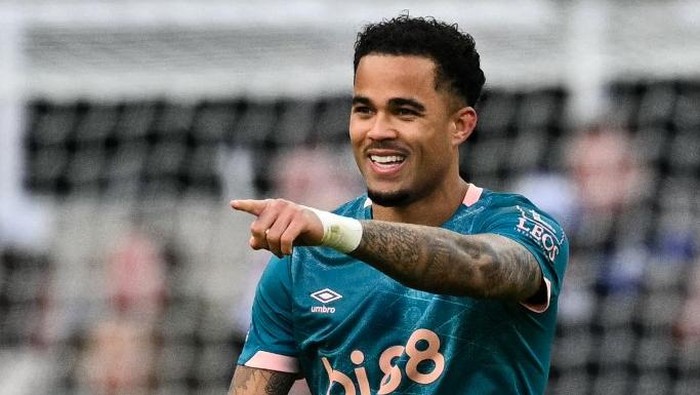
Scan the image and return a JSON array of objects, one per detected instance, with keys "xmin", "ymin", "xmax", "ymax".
[
  {"xmin": 521, "ymin": 277, "xmax": 552, "ymax": 313},
  {"xmin": 244, "ymin": 351, "xmax": 299, "ymax": 373},
  {"xmin": 462, "ymin": 184, "xmax": 484, "ymax": 207}
]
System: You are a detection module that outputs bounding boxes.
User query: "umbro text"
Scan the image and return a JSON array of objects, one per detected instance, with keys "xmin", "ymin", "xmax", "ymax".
[{"xmin": 311, "ymin": 305, "xmax": 336, "ymax": 314}]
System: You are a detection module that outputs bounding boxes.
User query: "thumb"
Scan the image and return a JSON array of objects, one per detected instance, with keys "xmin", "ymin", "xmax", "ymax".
[{"xmin": 230, "ymin": 199, "xmax": 267, "ymax": 216}]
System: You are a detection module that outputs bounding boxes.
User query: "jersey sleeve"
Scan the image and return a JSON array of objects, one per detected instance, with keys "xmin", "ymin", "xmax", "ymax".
[
  {"xmin": 237, "ymin": 255, "xmax": 300, "ymax": 373},
  {"xmin": 480, "ymin": 194, "xmax": 569, "ymax": 312}
]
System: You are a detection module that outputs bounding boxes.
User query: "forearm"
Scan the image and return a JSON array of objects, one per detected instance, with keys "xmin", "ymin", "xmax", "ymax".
[
  {"xmin": 350, "ymin": 220, "xmax": 542, "ymax": 301},
  {"xmin": 228, "ymin": 365, "xmax": 295, "ymax": 395},
  {"xmin": 230, "ymin": 199, "xmax": 542, "ymax": 301}
]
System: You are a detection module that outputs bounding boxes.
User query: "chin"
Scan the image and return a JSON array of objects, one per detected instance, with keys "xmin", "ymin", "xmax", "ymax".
[{"xmin": 367, "ymin": 189, "xmax": 413, "ymax": 207}]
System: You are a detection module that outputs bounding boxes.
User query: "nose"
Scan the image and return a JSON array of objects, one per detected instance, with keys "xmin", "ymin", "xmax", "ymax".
[{"xmin": 366, "ymin": 112, "xmax": 397, "ymax": 141}]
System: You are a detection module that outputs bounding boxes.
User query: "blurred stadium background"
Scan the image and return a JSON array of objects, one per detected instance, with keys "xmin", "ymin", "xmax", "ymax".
[{"xmin": 0, "ymin": 0, "xmax": 699, "ymax": 394}]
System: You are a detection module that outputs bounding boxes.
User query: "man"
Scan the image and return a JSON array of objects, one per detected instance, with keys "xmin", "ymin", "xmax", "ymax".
[{"xmin": 228, "ymin": 15, "xmax": 568, "ymax": 395}]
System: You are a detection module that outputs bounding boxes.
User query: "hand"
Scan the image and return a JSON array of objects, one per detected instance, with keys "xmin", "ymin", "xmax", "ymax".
[{"xmin": 230, "ymin": 199, "xmax": 324, "ymax": 257}]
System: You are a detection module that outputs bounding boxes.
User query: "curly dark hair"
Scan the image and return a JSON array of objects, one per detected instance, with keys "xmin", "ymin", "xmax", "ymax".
[{"xmin": 353, "ymin": 14, "xmax": 486, "ymax": 107}]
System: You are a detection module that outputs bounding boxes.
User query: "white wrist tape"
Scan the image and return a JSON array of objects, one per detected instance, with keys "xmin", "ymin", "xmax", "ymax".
[{"xmin": 304, "ymin": 207, "xmax": 363, "ymax": 253}]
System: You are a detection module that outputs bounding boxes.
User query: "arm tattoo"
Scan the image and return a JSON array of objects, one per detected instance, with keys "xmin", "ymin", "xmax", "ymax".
[
  {"xmin": 350, "ymin": 220, "xmax": 543, "ymax": 301},
  {"xmin": 228, "ymin": 365, "xmax": 295, "ymax": 395}
]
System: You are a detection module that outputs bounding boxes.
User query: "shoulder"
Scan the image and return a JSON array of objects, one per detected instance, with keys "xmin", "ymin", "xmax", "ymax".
[
  {"xmin": 480, "ymin": 189, "xmax": 537, "ymax": 209},
  {"xmin": 473, "ymin": 188, "xmax": 569, "ymax": 260},
  {"xmin": 478, "ymin": 189, "xmax": 562, "ymax": 228},
  {"xmin": 258, "ymin": 255, "xmax": 291, "ymax": 285}
]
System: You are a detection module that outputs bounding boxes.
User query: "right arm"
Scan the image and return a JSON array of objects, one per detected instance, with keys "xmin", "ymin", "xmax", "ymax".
[
  {"xmin": 228, "ymin": 365, "xmax": 296, "ymax": 395},
  {"xmin": 231, "ymin": 198, "xmax": 543, "ymax": 302},
  {"xmin": 351, "ymin": 221, "xmax": 543, "ymax": 301}
]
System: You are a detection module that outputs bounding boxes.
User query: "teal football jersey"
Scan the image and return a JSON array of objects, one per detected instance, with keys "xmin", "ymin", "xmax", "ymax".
[{"xmin": 238, "ymin": 186, "xmax": 569, "ymax": 394}]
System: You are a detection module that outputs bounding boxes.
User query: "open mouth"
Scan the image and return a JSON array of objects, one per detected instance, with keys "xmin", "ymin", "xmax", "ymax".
[{"xmin": 370, "ymin": 154, "xmax": 406, "ymax": 168}]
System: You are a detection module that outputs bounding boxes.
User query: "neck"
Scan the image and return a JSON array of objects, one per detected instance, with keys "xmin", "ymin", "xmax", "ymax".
[{"xmin": 371, "ymin": 179, "xmax": 470, "ymax": 226}]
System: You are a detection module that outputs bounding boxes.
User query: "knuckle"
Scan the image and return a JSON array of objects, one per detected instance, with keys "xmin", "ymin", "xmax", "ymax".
[
  {"xmin": 271, "ymin": 198, "xmax": 299, "ymax": 213},
  {"xmin": 268, "ymin": 198, "xmax": 289, "ymax": 209},
  {"xmin": 250, "ymin": 223, "xmax": 265, "ymax": 235}
]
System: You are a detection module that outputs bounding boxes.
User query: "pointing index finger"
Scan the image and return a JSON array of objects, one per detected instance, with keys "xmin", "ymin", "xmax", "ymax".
[{"xmin": 230, "ymin": 199, "xmax": 267, "ymax": 216}]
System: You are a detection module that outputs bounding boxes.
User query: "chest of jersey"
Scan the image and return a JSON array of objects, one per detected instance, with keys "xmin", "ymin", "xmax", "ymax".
[{"xmin": 288, "ymin": 249, "xmax": 531, "ymax": 394}]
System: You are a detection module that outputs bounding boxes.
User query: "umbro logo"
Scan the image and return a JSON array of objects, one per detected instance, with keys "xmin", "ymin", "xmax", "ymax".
[
  {"xmin": 311, "ymin": 288, "xmax": 343, "ymax": 303},
  {"xmin": 310, "ymin": 288, "xmax": 342, "ymax": 314}
]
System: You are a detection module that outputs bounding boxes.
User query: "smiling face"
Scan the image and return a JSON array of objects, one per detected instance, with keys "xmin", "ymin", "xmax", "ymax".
[{"xmin": 350, "ymin": 54, "xmax": 476, "ymax": 209}]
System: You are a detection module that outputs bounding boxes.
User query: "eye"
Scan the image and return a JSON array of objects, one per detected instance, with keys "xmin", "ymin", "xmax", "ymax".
[
  {"xmin": 352, "ymin": 105, "xmax": 374, "ymax": 116},
  {"xmin": 396, "ymin": 107, "xmax": 419, "ymax": 117}
]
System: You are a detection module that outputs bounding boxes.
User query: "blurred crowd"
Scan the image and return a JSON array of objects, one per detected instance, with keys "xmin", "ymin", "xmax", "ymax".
[{"xmin": 0, "ymin": 92, "xmax": 698, "ymax": 394}]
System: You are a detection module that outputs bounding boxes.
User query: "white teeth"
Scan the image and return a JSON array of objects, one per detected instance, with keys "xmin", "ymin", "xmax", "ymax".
[{"xmin": 370, "ymin": 155, "xmax": 404, "ymax": 164}]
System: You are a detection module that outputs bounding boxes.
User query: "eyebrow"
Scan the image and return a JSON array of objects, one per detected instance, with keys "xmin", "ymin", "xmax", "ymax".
[
  {"xmin": 388, "ymin": 97, "xmax": 426, "ymax": 113},
  {"xmin": 351, "ymin": 96, "xmax": 372, "ymax": 106},
  {"xmin": 351, "ymin": 96, "xmax": 427, "ymax": 113}
]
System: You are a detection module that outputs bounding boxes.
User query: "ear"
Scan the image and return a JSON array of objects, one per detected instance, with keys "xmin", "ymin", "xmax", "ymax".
[{"xmin": 451, "ymin": 106, "xmax": 477, "ymax": 146}]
